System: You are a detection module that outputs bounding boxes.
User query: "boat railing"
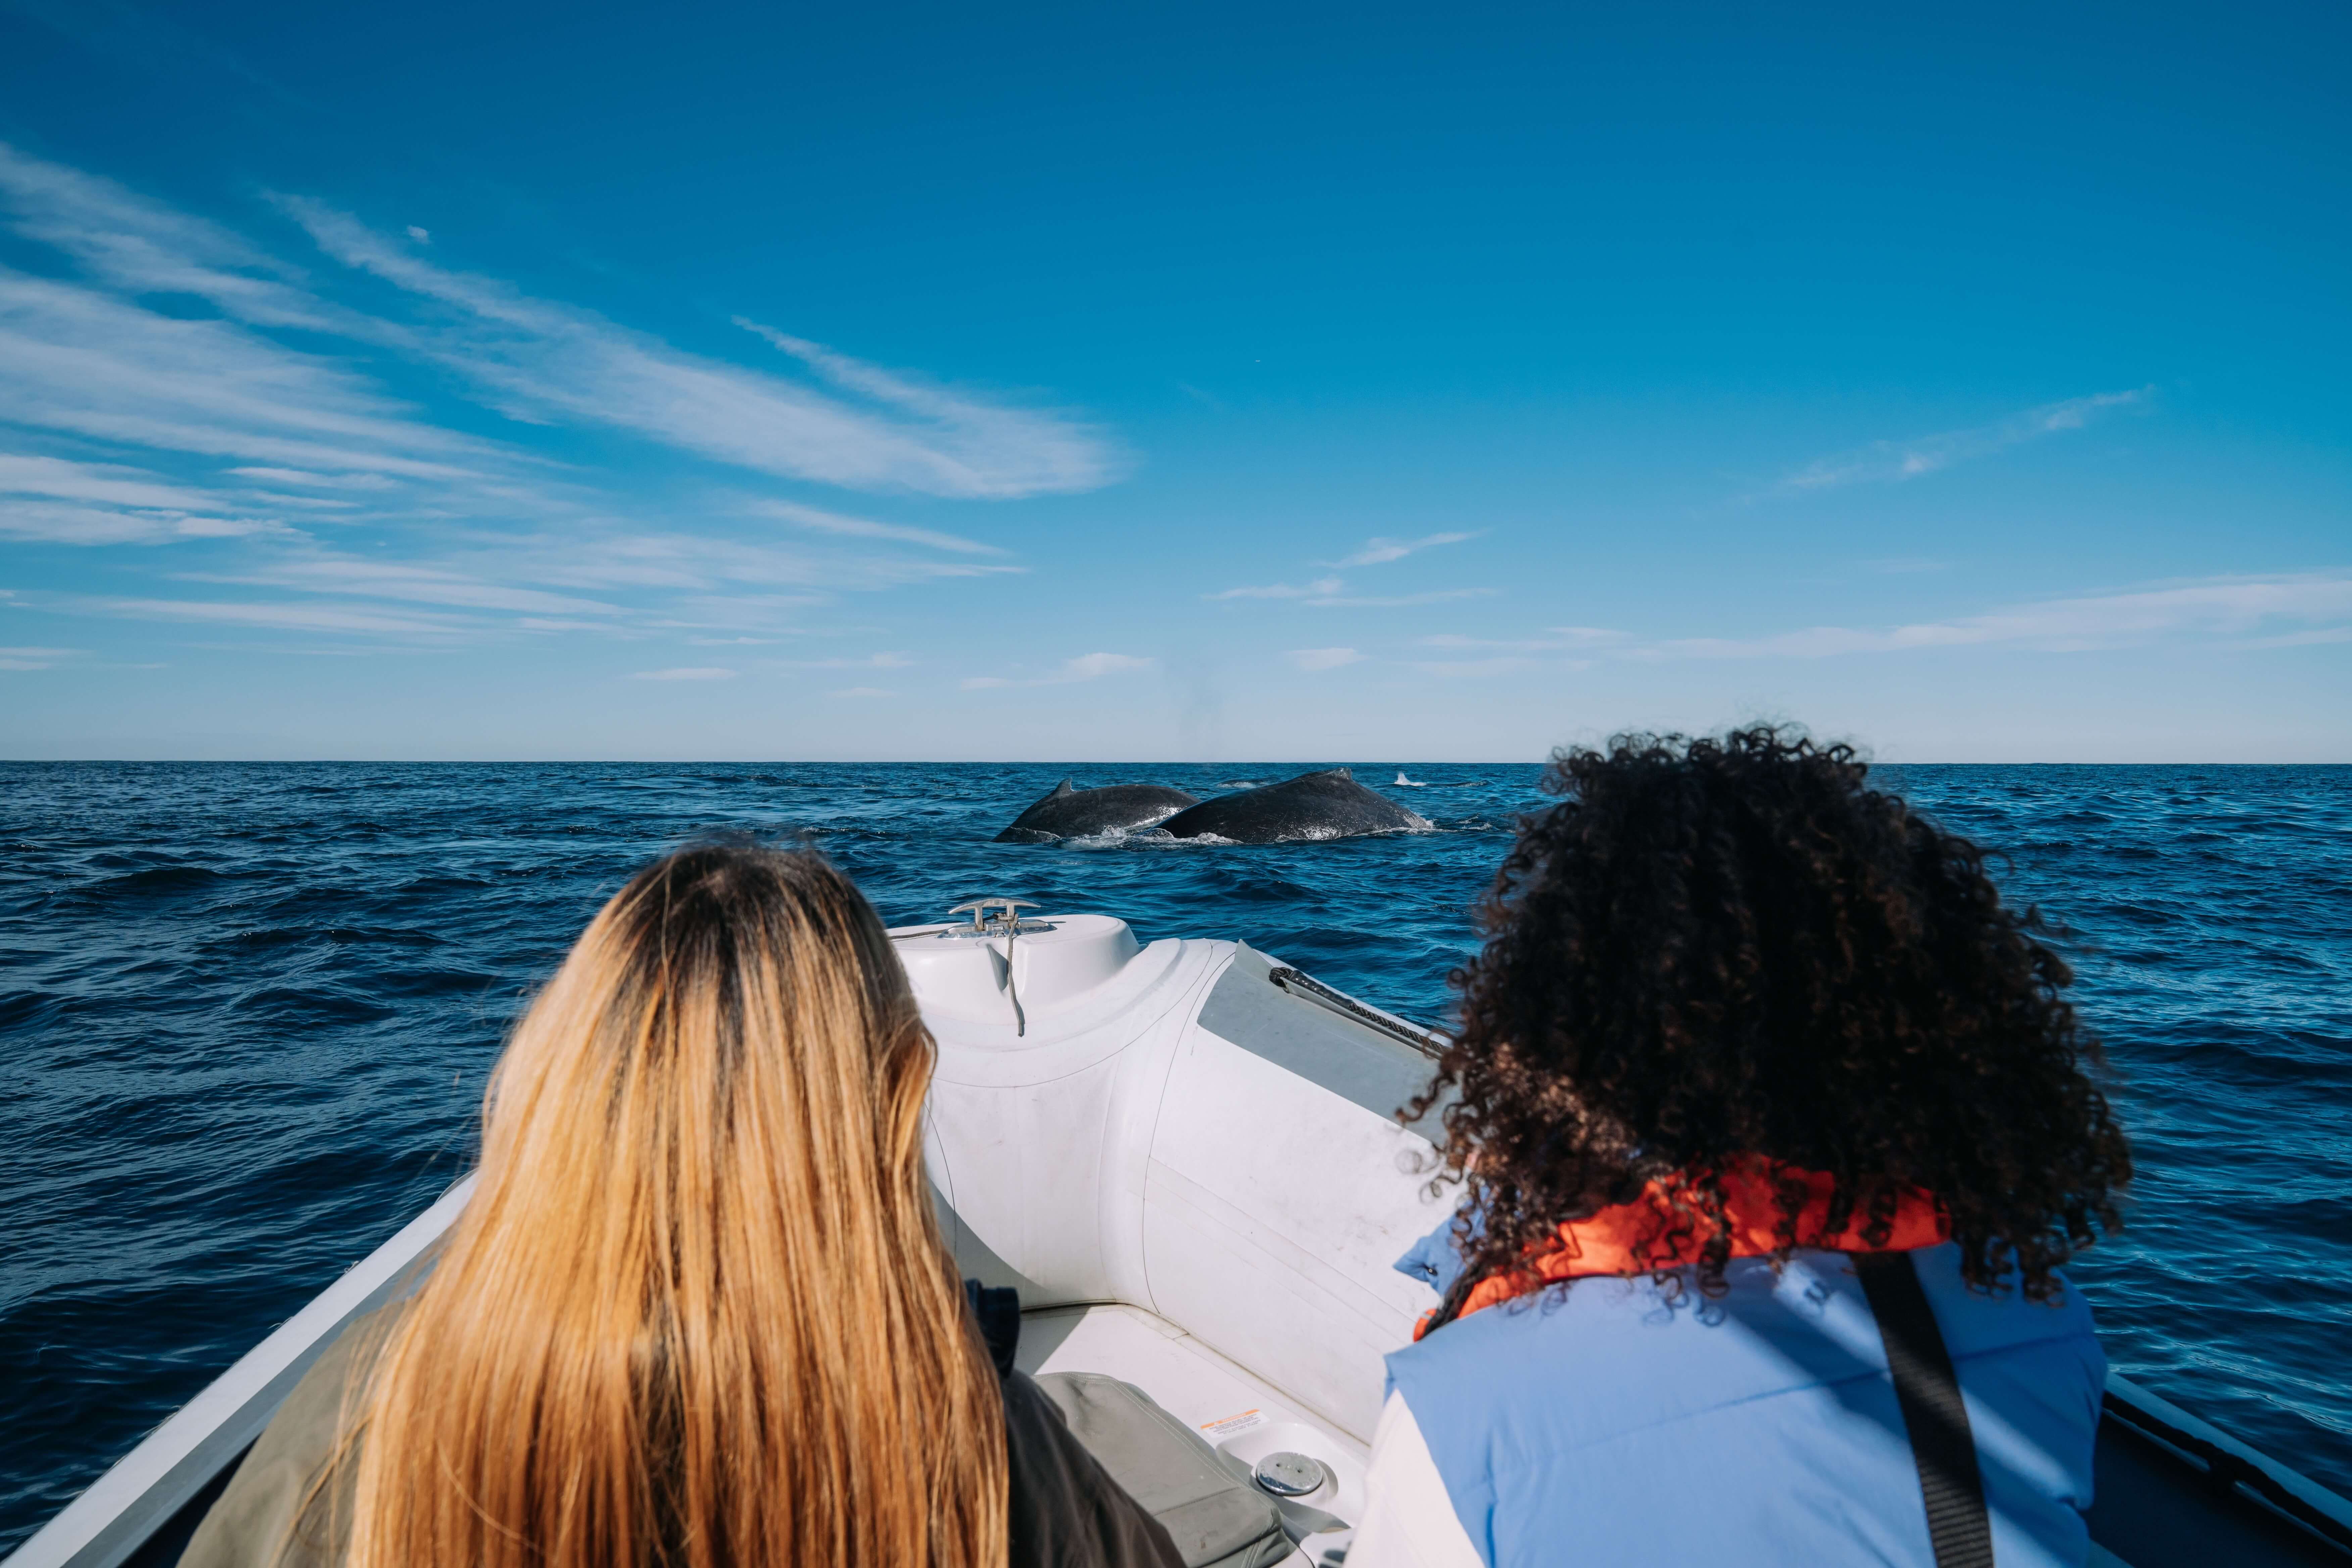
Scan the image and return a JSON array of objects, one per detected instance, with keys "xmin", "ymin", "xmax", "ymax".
[{"xmin": 1266, "ymin": 965, "xmax": 1448, "ymax": 1059}]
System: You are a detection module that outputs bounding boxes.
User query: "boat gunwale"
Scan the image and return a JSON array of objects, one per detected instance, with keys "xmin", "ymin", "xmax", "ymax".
[{"xmin": 2103, "ymin": 1374, "xmax": 2352, "ymax": 1557}]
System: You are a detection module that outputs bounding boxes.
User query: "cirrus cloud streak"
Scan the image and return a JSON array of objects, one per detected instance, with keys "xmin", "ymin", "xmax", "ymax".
[
  {"xmin": 1650, "ymin": 574, "xmax": 2352, "ymax": 658},
  {"xmin": 1782, "ymin": 388, "xmax": 2153, "ymax": 492},
  {"xmin": 0, "ymin": 140, "xmax": 1099, "ymax": 660}
]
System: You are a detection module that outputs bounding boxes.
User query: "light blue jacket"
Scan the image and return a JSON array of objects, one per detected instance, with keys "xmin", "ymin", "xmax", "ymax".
[{"xmin": 1384, "ymin": 1229, "xmax": 2104, "ymax": 1566}]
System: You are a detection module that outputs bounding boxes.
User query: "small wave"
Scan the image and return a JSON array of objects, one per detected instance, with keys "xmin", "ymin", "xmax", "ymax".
[
  {"xmin": 1393, "ymin": 772, "xmax": 1429, "ymax": 787},
  {"xmin": 224, "ymin": 925, "xmax": 447, "ymax": 951},
  {"xmin": 89, "ymin": 865, "xmax": 227, "ymax": 897},
  {"xmin": 394, "ymin": 874, "xmax": 495, "ymax": 895},
  {"xmin": 1215, "ymin": 780, "xmax": 1264, "ymax": 789},
  {"xmin": 0, "ymin": 989, "xmax": 63, "ymax": 1030},
  {"xmin": 377, "ymin": 968, "xmax": 505, "ymax": 998},
  {"xmin": 229, "ymin": 984, "xmax": 398, "ymax": 1024}
]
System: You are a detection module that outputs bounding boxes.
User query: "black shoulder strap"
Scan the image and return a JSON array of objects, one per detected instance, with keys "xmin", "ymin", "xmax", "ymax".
[
  {"xmin": 964, "ymin": 1278, "xmax": 1022, "ymax": 1378},
  {"xmin": 1852, "ymin": 1251, "xmax": 1997, "ymax": 1568}
]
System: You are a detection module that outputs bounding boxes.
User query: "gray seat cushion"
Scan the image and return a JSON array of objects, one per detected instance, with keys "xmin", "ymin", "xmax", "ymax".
[{"xmin": 1032, "ymin": 1373, "xmax": 1292, "ymax": 1568}]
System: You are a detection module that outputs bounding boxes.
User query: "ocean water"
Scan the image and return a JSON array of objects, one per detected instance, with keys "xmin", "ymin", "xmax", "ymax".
[{"xmin": 2, "ymin": 761, "xmax": 2348, "ymax": 1551}]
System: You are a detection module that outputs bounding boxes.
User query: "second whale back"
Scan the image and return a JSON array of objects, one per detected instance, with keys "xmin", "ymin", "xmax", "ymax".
[{"xmin": 1158, "ymin": 769, "xmax": 1432, "ymax": 844}]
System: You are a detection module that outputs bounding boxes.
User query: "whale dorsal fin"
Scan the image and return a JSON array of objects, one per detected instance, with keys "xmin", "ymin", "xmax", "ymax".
[{"xmin": 1052, "ymin": 778, "xmax": 1075, "ymax": 796}]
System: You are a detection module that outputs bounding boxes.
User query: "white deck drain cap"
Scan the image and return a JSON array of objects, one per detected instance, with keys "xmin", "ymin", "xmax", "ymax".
[{"xmin": 1252, "ymin": 1451, "xmax": 1328, "ymax": 1497}]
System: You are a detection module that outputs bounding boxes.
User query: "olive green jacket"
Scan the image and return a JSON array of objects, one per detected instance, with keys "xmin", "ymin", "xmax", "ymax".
[
  {"xmin": 177, "ymin": 1306, "xmax": 385, "ymax": 1568},
  {"xmin": 177, "ymin": 1307, "xmax": 1183, "ymax": 1568}
]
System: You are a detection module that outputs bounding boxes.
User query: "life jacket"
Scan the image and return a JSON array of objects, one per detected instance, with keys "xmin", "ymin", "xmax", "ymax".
[
  {"xmin": 1373, "ymin": 1168, "xmax": 2104, "ymax": 1567},
  {"xmin": 1419, "ymin": 1155, "xmax": 1950, "ymax": 1335}
]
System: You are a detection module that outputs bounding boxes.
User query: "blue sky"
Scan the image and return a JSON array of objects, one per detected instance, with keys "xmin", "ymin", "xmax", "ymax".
[{"xmin": 0, "ymin": 0, "xmax": 2344, "ymax": 761}]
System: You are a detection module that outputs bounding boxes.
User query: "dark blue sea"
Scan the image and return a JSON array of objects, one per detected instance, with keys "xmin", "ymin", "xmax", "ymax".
[{"xmin": 4, "ymin": 762, "xmax": 2349, "ymax": 1552}]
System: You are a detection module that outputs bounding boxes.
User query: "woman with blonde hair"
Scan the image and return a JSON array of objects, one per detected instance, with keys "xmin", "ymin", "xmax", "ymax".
[{"xmin": 182, "ymin": 840, "xmax": 1181, "ymax": 1568}]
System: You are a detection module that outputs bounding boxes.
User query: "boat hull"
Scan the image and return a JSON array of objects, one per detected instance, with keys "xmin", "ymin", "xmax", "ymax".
[{"xmin": 9, "ymin": 913, "xmax": 2348, "ymax": 1568}]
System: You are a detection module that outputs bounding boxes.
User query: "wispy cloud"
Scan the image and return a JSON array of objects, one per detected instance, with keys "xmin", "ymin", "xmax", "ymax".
[
  {"xmin": 1783, "ymin": 388, "xmax": 2152, "ymax": 491},
  {"xmin": 1211, "ymin": 529, "xmax": 1487, "ymax": 605},
  {"xmin": 1304, "ymin": 587, "xmax": 1493, "ymax": 608},
  {"xmin": 1, "ymin": 452, "xmax": 225, "ymax": 510},
  {"xmin": 1050, "ymin": 651, "xmax": 1152, "ymax": 681},
  {"xmin": 0, "ymin": 497, "xmax": 283, "ymax": 545},
  {"xmin": 213, "ymin": 189, "xmax": 1123, "ymax": 500},
  {"xmin": 959, "ymin": 651, "xmax": 1154, "ymax": 689},
  {"xmin": 1205, "ymin": 576, "xmax": 1490, "ymax": 607},
  {"xmin": 796, "ymin": 650, "xmax": 915, "ymax": 669},
  {"xmin": 0, "ymin": 143, "xmax": 351, "ymax": 332},
  {"xmin": 224, "ymin": 468, "xmax": 397, "ymax": 490},
  {"xmin": 831, "ymin": 685, "xmax": 894, "ymax": 698},
  {"xmin": 72, "ymin": 595, "xmax": 473, "ymax": 637},
  {"xmin": 0, "ymin": 141, "xmax": 1105, "ymax": 658},
  {"xmin": 182, "ymin": 180, "xmax": 1113, "ymax": 501},
  {"xmin": 734, "ymin": 318, "xmax": 1120, "ymax": 498},
  {"xmin": 0, "ymin": 265, "xmax": 497, "ymax": 478},
  {"xmin": 1334, "ymin": 531, "xmax": 1477, "ymax": 567},
  {"xmin": 513, "ymin": 528, "xmax": 1013, "ymax": 598},
  {"xmin": 1418, "ymin": 627, "xmax": 1624, "ymax": 652},
  {"xmin": 1406, "ymin": 579, "xmax": 2352, "ymax": 671},
  {"xmin": 1207, "ymin": 576, "xmax": 1344, "ymax": 601},
  {"xmin": 2245, "ymin": 626, "xmax": 2352, "ymax": 649},
  {"xmin": 751, "ymin": 499, "xmax": 1005, "ymax": 555},
  {"xmin": 207, "ymin": 556, "xmax": 624, "ymax": 616},
  {"xmin": 1650, "ymin": 574, "xmax": 2352, "ymax": 658},
  {"xmin": 631, "ymin": 666, "xmax": 740, "ymax": 681},
  {"xmin": 0, "ymin": 644, "xmax": 79, "ymax": 670},
  {"xmin": 1287, "ymin": 646, "xmax": 1364, "ymax": 670}
]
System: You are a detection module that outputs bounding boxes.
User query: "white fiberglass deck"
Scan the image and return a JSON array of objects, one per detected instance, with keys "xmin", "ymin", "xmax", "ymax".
[{"xmin": 1019, "ymin": 1302, "xmax": 1371, "ymax": 1533}]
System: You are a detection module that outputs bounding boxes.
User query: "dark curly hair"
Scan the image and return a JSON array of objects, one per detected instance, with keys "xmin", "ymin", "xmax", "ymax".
[{"xmin": 1412, "ymin": 726, "xmax": 2129, "ymax": 1329}]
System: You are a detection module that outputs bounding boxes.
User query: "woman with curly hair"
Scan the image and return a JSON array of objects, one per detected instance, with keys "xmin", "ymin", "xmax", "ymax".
[{"xmin": 1350, "ymin": 728, "xmax": 2130, "ymax": 1568}]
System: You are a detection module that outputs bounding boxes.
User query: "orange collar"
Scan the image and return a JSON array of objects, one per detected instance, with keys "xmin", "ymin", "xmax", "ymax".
[{"xmin": 1423, "ymin": 1158, "xmax": 1949, "ymax": 1336}]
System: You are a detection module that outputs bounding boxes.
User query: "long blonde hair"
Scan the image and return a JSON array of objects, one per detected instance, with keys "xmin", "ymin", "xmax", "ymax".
[{"xmin": 338, "ymin": 842, "xmax": 1005, "ymax": 1568}]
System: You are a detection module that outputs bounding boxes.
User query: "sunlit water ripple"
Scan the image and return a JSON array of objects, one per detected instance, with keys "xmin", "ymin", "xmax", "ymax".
[{"xmin": 3, "ymin": 762, "xmax": 2347, "ymax": 1549}]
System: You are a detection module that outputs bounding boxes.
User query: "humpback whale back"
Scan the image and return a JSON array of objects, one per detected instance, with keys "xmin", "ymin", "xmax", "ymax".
[
  {"xmin": 1158, "ymin": 768, "xmax": 1432, "ymax": 844},
  {"xmin": 994, "ymin": 779, "xmax": 1200, "ymax": 842}
]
